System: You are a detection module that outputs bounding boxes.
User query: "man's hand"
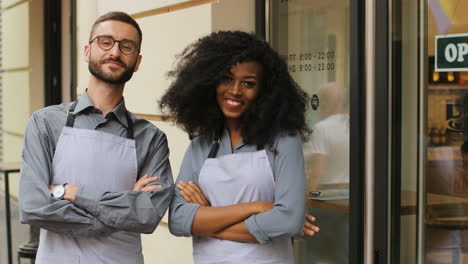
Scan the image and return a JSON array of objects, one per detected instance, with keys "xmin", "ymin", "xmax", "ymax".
[
  {"xmin": 48, "ymin": 175, "xmax": 160, "ymax": 204},
  {"xmin": 133, "ymin": 174, "xmax": 162, "ymax": 193},
  {"xmin": 300, "ymin": 213, "xmax": 320, "ymax": 237},
  {"xmin": 49, "ymin": 184, "xmax": 79, "ymax": 203},
  {"xmin": 177, "ymin": 181, "xmax": 210, "ymax": 206}
]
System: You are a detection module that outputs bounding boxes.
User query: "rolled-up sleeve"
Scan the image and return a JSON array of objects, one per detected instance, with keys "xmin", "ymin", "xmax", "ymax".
[
  {"xmin": 73, "ymin": 133, "xmax": 174, "ymax": 234},
  {"xmin": 168, "ymin": 143, "xmax": 201, "ymax": 236},
  {"xmin": 19, "ymin": 112, "xmax": 116, "ymax": 237},
  {"xmin": 245, "ymin": 134, "xmax": 306, "ymax": 244}
]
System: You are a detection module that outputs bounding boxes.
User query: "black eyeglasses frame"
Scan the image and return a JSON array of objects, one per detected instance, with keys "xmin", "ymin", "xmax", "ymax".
[{"xmin": 89, "ymin": 35, "xmax": 140, "ymax": 55}]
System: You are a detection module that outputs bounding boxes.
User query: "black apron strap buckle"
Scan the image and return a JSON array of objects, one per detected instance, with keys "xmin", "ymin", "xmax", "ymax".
[{"xmin": 65, "ymin": 101, "xmax": 79, "ymax": 127}]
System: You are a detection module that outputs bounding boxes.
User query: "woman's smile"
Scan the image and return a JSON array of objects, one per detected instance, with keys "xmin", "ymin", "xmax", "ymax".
[
  {"xmin": 216, "ymin": 61, "xmax": 262, "ymax": 125},
  {"xmin": 225, "ymin": 98, "xmax": 242, "ymax": 108}
]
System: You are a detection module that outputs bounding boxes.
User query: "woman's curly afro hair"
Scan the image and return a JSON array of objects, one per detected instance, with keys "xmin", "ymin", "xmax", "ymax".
[{"xmin": 160, "ymin": 31, "xmax": 310, "ymax": 147}]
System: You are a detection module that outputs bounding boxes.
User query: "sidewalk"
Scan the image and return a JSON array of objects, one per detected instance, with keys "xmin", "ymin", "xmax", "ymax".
[{"xmin": 0, "ymin": 192, "xmax": 29, "ymax": 264}]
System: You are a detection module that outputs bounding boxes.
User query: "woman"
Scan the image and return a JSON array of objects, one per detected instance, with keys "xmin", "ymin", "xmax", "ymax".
[{"xmin": 161, "ymin": 31, "xmax": 318, "ymax": 263}]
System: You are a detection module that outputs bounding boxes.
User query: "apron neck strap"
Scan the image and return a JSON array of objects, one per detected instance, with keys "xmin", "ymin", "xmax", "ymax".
[
  {"xmin": 208, "ymin": 139, "xmax": 221, "ymax": 158},
  {"xmin": 65, "ymin": 100, "xmax": 134, "ymax": 140},
  {"xmin": 65, "ymin": 101, "xmax": 78, "ymax": 127},
  {"xmin": 125, "ymin": 111, "xmax": 134, "ymax": 140}
]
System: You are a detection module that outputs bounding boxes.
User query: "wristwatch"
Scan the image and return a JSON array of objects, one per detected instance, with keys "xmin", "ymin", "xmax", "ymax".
[{"xmin": 52, "ymin": 183, "xmax": 68, "ymax": 199}]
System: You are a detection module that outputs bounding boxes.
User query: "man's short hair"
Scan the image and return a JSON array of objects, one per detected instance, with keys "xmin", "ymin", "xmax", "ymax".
[{"xmin": 89, "ymin": 11, "xmax": 142, "ymax": 46}]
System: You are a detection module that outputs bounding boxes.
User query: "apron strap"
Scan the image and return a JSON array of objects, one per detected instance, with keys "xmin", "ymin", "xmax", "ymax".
[
  {"xmin": 65, "ymin": 100, "xmax": 134, "ymax": 140},
  {"xmin": 208, "ymin": 139, "xmax": 221, "ymax": 158},
  {"xmin": 65, "ymin": 101, "xmax": 79, "ymax": 127},
  {"xmin": 125, "ymin": 111, "xmax": 134, "ymax": 140}
]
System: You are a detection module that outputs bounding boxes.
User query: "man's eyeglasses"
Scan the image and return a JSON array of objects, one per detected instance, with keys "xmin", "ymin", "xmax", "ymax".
[{"xmin": 89, "ymin": 35, "xmax": 140, "ymax": 55}]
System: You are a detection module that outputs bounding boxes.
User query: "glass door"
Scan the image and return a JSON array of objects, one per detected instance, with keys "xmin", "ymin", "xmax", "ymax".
[
  {"xmin": 391, "ymin": 0, "xmax": 468, "ymax": 263},
  {"xmin": 424, "ymin": 0, "xmax": 468, "ymax": 263},
  {"xmin": 266, "ymin": 0, "xmax": 361, "ymax": 263}
]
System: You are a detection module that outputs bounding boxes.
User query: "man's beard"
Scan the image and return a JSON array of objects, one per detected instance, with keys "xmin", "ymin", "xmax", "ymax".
[{"xmin": 89, "ymin": 57, "xmax": 136, "ymax": 84}]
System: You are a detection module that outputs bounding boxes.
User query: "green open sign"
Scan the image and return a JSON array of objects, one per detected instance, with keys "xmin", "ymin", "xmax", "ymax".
[{"xmin": 436, "ymin": 33, "xmax": 468, "ymax": 72}]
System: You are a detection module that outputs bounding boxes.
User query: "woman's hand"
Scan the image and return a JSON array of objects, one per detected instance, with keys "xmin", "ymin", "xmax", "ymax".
[
  {"xmin": 177, "ymin": 181, "xmax": 210, "ymax": 206},
  {"xmin": 300, "ymin": 213, "xmax": 320, "ymax": 237},
  {"xmin": 251, "ymin": 201, "xmax": 274, "ymax": 214}
]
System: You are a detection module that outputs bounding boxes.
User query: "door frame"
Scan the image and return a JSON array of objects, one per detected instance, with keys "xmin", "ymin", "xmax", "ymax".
[
  {"xmin": 351, "ymin": 0, "xmax": 366, "ymax": 263},
  {"xmin": 374, "ymin": 0, "xmax": 391, "ymax": 262},
  {"xmin": 44, "ymin": 0, "xmax": 62, "ymax": 106}
]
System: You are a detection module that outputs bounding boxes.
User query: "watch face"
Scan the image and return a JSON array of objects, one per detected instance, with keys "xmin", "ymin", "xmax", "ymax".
[{"xmin": 53, "ymin": 185, "xmax": 65, "ymax": 198}]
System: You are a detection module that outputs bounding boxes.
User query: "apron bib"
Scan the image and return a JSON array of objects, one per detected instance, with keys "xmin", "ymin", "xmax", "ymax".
[
  {"xmin": 36, "ymin": 101, "xmax": 143, "ymax": 264},
  {"xmin": 193, "ymin": 141, "xmax": 294, "ymax": 264}
]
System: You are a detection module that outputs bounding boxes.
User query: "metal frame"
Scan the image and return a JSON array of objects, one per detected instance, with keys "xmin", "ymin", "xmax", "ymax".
[
  {"xmin": 373, "ymin": 0, "xmax": 391, "ymax": 262},
  {"xmin": 44, "ymin": 0, "xmax": 62, "ymax": 106},
  {"xmin": 2, "ymin": 165, "xmax": 21, "ymax": 264},
  {"xmin": 0, "ymin": 0, "xmax": 3, "ymax": 162},
  {"xmin": 417, "ymin": 0, "xmax": 427, "ymax": 263},
  {"xmin": 5, "ymin": 170, "xmax": 13, "ymax": 264},
  {"xmin": 389, "ymin": 0, "xmax": 403, "ymax": 262},
  {"xmin": 255, "ymin": 0, "xmax": 265, "ymax": 39},
  {"xmin": 364, "ymin": 0, "xmax": 376, "ymax": 262},
  {"xmin": 70, "ymin": 0, "xmax": 77, "ymax": 101},
  {"xmin": 350, "ymin": 0, "xmax": 366, "ymax": 263}
]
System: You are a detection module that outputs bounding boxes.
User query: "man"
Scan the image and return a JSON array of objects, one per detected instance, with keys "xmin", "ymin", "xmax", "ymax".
[
  {"xmin": 304, "ymin": 82, "xmax": 349, "ymax": 264},
  {"xmin": 306, "ymin": 82, "xmax": 349, "ymax": 191},
  {"xmin": 19, "ymin": 12, "xmax": 173, "ymax": 263}
]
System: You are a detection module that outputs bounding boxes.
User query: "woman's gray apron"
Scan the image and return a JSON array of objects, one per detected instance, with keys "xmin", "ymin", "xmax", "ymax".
[
  {"xmin": 36, "ymin": 101, "xmax": 143, "ymax": 264},
  {"xmin": 193, "ymin": 140, "xmax": 294, "ymax": 264}
]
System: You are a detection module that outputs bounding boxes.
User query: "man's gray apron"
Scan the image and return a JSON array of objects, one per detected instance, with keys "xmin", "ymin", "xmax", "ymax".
[
  {"xmin": 193, "ymin": 139, "xmax": 294, "ymax": 264},
  {"xmin": 36, "ymin": 101, "xmax": 143, "ymax": 264}
]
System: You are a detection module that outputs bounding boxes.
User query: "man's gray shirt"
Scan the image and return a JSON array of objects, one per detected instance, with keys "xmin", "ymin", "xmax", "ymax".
[
  {"xmin": 169, "ymin": 129, "xmax": 306, "ymax": 244},
  {"xmin": 19, "ymin": 92, "xmax": 174, "ymax": 237}
]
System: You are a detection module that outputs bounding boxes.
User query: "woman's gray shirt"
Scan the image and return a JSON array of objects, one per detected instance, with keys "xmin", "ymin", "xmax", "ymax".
[{"xmin": 169, "ymin": 129, "xmax": 306, "ymax": 244}]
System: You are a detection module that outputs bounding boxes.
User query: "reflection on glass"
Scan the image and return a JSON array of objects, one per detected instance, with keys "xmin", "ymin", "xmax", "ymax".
[
  {"xmin": 269, "ymin": 0, "xmax": 349, "ymax": 263},
  {"xmin": 425, "ymin": 1, "xmax": 468, "ymax": 263},
  {"xmin": 306, "ymin": 83, "xmax": 349, "ymax": 192},
  {"xmin": 303, "ymin": 82, "xmax": 349, "ymax": 264}
]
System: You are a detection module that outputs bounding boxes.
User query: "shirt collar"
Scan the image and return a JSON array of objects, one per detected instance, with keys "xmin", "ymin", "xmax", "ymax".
[
  {"xmin": 75, "ymin": 90, "xmax": 130, "ymax": 128},
  {"xmin": 220, "ymin": 127, "xmax": 248, "ymax": 152}
]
